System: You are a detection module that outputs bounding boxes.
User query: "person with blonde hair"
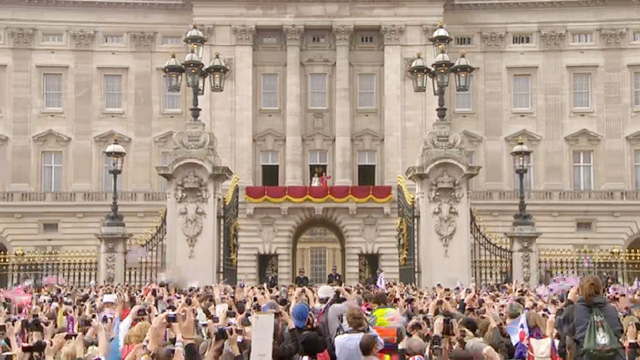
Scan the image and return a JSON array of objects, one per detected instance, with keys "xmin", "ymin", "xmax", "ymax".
[{"xmin": 121, "ymin": 321, "xmax": 151, "ymax": 359}]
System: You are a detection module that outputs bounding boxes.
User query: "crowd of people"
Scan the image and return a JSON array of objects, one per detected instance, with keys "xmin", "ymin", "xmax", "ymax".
[{"xmin": 0, "ymin": 273, "xmax": 635, "ymax": 360}]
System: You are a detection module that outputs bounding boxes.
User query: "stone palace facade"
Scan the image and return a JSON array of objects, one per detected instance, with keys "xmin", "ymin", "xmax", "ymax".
[{"xmin": 1, "ymin": 0, "xmax": 640, "ymax": 285}]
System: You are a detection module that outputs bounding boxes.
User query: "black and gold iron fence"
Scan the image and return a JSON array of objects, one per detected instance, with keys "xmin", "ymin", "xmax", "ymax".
[
  {"xmin": 470, "ymin": 208, "xmax": 513, "ymax": 286},
  {"xmin": 126, "ymin": 209, "xmax": 167, "ymax": 285},
  {"xmin": 538, "ymin": 248, "xmax": 640, "ymax": 285},
  {"xmin": 0, "ymin": 248, "xmax": 98, "ymax": 288}
]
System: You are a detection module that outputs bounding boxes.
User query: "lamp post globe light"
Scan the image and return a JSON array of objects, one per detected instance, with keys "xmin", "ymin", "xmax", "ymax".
[
  {"xmin": 163, "ymin": 23, "xmax": 229, "ymax": 123},
  {"xmin": 408, "ymin": 21, "xmax": 475, "ymax": 121},
  {"xmin": 510, "ymin": 137, "xmax": 534, "ymax": 227},
  {"xmin": 104, "ymin": 136, "xmax": 126, "ymax": 227}
]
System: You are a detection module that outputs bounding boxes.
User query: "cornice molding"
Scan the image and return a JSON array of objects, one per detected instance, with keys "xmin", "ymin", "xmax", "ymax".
[
  {"xmin": 462, "ymin": 130, "xmax": 484, "ymax": 146},
  {"xmin": 626, "ymin": 130, "xmax": 640, "ymax": 145},
  {"xmin": 352, "ymin": 129, "xmax": 383, "ymax": 149},
  {"xmin": 153, "ymin": 131, "xmax": 175, "ymax": 147},
  {"xmin": 445, "ymin": 0, "xmax": 610, "ymax": 10},
  {"xmin": 2, "ymin": 0, "xmax": 190, "ymax": 10},
  {"xmin": 254, "ymin": 129, "xmax": 285, "ymax": 149}
]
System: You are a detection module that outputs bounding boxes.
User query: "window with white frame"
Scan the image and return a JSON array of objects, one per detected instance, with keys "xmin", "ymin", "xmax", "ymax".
[
  {"xmin": 104, "ymin": 74, "xmax": 123, "ymax": 111},
  {"xmin": 309, "ymin": 150, "xmax": 328, "ymax": 183},
  {"xmin": 163, "ymin": 75, "xmax": 181, "ymax": 111},
  {"xmin": 634, "ymin": 72, "xmax": 640, "ymax": 107},
  {"xmin": 359, "ymin": 35, "xmax": 375, "ymax": 44},
  {"xmin": 103, "ymin": 153, "xmax": 123, "ymax": 192},
  {"xmin": 262, "ymin": 34, "xmax": 278, "ymax": 44},
  {"xmin": 104, "ymin": 35, "xmax": 123, "ymax": 44},
  {"xmin": 43, "ymin": 73, "xmax": 63, "ymax": 110},
  {"xmin": 513, "ymin": 153, "xmax": 534, "ymax": 191},
  {"xmin": 512, "ymin": 34, "xmax": 532, "ymax": 45},
  {"xmin": 513, "ymin": 75, "xmax": 531, "ymax": 110},
  {"xmin": 311, "ymin": 35, "xmax": 326, "ymax": 44},
  {"xmin": 635, "ymin": 150, "xmax": 640, "ymax": 190},
  {"xmin": 634, "ymin": 32, "xmax": 640, "ymax": 42},
  {"xmin": 455, "ymin": 74, "xmax": 473, "ymax": 111},
  {"xmin": 160, "ymin": 152, "xmax": 170, "ymax": 191},
  {"xmin": 42, "ymin": 151, "xmax": 62, "ymax": 192},
  {"xmin": 572, "ymin": 33, "xmax": 593, "ymax": 44},
  {"xmin": 357, "ymin": 151, "xmax": 376, "ymax": 186},
  {"xmin": 309, "ymin": 73, "xmax": 327, "ymax": 109},
  {"xmin": 572, "ymin": 73, "xmax": 591, "ymax": 109},
  {"xmin": 309, "ymin": 247, "xmax": 327, "ymax": 285},
  {"xmin": 161, "ymin": 36, "xmax": 181, "ymax": 45},
  {"xmin": 261, "ymin": 74, "xmax": 279, "ymax": 109},
  {"xmin": 42, "ymin": 33, "xmax": 63, "ymax": 43},
  {"xmin": 573, "ymin": 150, "xmax": 593, "ymax": 190},
  {"xmin": 357, "ymin": 74, "xmax": 376, "ymax": 109},
  {"xmin": 260, "ymin": 151, "xmax": 279, "ymax": 186}
]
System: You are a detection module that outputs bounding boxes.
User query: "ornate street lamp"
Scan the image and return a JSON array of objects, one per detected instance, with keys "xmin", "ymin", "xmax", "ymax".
[
  {"xmin": 510, "ymin": 137, "xmax": 534, "ymax": 227},
  {"xmin": 163, "ymin": 24, "xmax": 229, "ymax": 123},
  {"xmin": 104, "ymin": 136, "xmax": 126, "ymax": 227},
  {"xmin": 408, "ymin": 21, "xmax": 475, "ymax": 122}
]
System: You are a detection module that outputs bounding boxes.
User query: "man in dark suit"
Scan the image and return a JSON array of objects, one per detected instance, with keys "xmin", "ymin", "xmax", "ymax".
[
  {"xmin": 327, "ymin": 265, "xmax": 342, "ymax": 285},
  {"xmin": 295, "ymin": 268, "xmax": 309, "ymax": 287},
  {"xmin": 266, "ymin": 271, "xmax": 278, "ymax": 289}
]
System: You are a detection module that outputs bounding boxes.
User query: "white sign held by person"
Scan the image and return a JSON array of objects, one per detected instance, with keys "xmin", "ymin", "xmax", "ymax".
[
  {"xmin": 250, "ymin": 312, "xmax": 275, "ymax": 360},
  {"xmin": 126, "ymin": 246, "xmax": 149, "ymax": 265}
]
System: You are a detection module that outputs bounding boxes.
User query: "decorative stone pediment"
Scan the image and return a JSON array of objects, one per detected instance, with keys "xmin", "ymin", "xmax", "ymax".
[
  {"xmin": 131, "ymin": 32, "xmax": 156, "ymax": 49},
  {"xmin": 505, "ymin": 129, "xmax": 542, "ymax": 146},
  {"xmin": 380, "ymin": 24, "xmax": 405, "ymax": 45},
  {"xmin": 0, "ymin": 134, "xmax": 8, "ymax": 146},
  {"xmin": 153, "ymin": 131, "xmax": 175, "ymax": 147},
  {"xmin": 93, "ymin": 130, "xmax": 131, "ymax": 145},
  {"xmin": 600, "ymin": 29, "xmax": 626, "ymax": 46},
  {"xmin": 302, "ymin": 53, "xmax": 335, "ymax": 65},
  {"xmin": 8, "ymin": 28, "xmax": 35, "ymax": 47},
  {"xmin": 303, "ymin": 129, "xmax": 335, "ymax": 149},
  {"xmin": 69, "ymin": 30, "xmax": 95, "ymax": 48},
  {"xmin": 626, "ymin": 131, "xmax": 640, "ymax": 145},
  {"xmin": 540, "ymin": 30, "xmax": 566, "ymax": 47},
  {"xmin": 32, "ymin": 129, "xmax": 71, "ymax": 146},
  {"xmin": 254, "ymin": 129, "xmax": 285, "ymax": 149},
  {"xmin": 461, "ymin": 130, "xmax": 483, "ymax": 146},
  {"xmin": 352, "ymin": 129, "xmax": 383, "ymax": 149},
  {"xmin": 481, "ymin": 32, "xmax": 505, "ymax": 49},
  {"xmin": 564, "ymin": 128, "xmax": 603, "ymax": 146}
]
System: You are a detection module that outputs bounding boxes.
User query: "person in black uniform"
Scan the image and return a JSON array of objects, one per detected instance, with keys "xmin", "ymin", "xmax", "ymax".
[
  {"xmin": 266, "ymin": 271, "xmax": 278, "ymax": 289},
  {"xmin": 327, "ymin": 265, "xmax": 342, "ymax": 285},
  {"xmin": 295, "ymin": 268, "xmax": 309, "ymax": 287}
]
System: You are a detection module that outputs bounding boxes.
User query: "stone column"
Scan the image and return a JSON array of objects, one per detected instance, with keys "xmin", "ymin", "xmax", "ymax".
[
  {"xmin": 157, "ymin": 121, "xmax": 232, "ymax": 286},
  {"xmin": 97, "ymin": 225, "xmax": 128, "ymax": 285},
  {"xmin": 283, "ymin": 25, "xmax": 304, "ymax": 186},
  {"xmin": 231, "ymin": 26, "xmax": 255, "ymax": 187},
  {"xmin": 381, "ymin": 25, "xmax": 405, "ymax": 186},
  {"xmin": 332, "ymin": 25, "xmax": 354, "ymax": 186},
  {"xmin": 7, "ymin": 28, "xmax": 34, "ymax": 191},
  {"xmin": 505, "ymin": 226, "xmax": 542, "ymax": 286}
]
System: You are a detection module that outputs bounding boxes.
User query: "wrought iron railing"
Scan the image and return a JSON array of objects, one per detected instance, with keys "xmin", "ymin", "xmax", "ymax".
[
  {"xmin": 126, "ymin": 209, "xmax": 167, "ymax": 285},
  {"xmin": 469, "ymin": 208, "xmax": 513, "ymax": 286},
  {"xmin": 538, "ymin": 248, "xmax": 640, "ymax": 285},
  {"xmin": 0, "ymin": 249, "xmax": 98, "ymax": 288}
]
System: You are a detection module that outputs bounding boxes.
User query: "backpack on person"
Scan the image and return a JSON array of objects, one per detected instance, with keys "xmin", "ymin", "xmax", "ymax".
[{"xmin": 582, "ymin": 307, "xmax": 623, "ymax": 360}]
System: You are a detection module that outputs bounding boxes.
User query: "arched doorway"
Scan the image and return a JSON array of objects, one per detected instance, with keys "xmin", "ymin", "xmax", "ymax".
[{"xmin": 292, "ymin": 220, "xmax": 345, "ymax": 285}]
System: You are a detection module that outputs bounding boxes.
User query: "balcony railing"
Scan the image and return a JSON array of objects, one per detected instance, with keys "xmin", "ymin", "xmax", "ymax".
[
  {"xmin": 0, "ymin": 191, "xmax": 167, "ymax": 203},
  {"xmin": 469, "ymin": 190, "xmax": 640, "ymax": 201}
]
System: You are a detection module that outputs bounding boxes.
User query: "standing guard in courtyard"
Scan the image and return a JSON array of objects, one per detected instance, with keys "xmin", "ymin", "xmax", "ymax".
[{"xmin": 327, "ymin": 265, "xmax": 342, "ymax": 285}]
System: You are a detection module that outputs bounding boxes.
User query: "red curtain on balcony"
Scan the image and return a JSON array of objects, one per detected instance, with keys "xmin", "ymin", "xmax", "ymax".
[{"xmin": 245, "ymin": 186, "xmax": 392, "ymax": 204}]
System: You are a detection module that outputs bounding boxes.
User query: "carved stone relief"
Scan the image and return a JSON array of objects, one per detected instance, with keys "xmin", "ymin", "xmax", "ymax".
[
  {"xmin": 258, "ymin": 216, "xmax": 278, "ymax": 246},
  {"xmin": 429, "ymin": 171, "xmax": 464, "ymax": 257},
  {"xmin": 540, "ymin": 31, "xmax": 566, "ymax": 47},
  {"xmin": 521, "ymin": 238, "xmax": 533, "ymax": 283},
  {"xmin": 380, "ymin": 25, "xmax": 405, "ymax": 45},
  {"xmin": 361, "ymin": 216, "xmax": 379, "ymax": 244},
  {"xmin": 481, "ymin": 32, "xmax": 505, "ymax": 48},
  {"xmin": 104, "ymin": 239, "xmax": 117, "ymax": 284},
  {"xmin": 231, "ymin": 25, "xmax": 256, "ymax": 45},
  {"xmin": 175, "ymin": 171, "xmax": 209, "ymax": 258},
  {"xmin": 600, "ymin": 29, "xmax": 626, "ymax": 45},
  {"xmin": 69, "ymin": 30, "xmax": 95, "ymax": 48},
  {"xmin": 8, "ymin": 28, "xmax": 34, "ymax": 47},
  {"xmin": 131, "ymin": 32, "xmax": 156, "ymax": 49}
]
